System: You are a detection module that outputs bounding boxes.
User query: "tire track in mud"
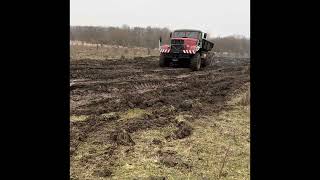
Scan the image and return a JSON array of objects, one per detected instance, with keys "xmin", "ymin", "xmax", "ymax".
[{"xmin": 70, "ymin": 56, "xmax": 250, "ymax": 178}]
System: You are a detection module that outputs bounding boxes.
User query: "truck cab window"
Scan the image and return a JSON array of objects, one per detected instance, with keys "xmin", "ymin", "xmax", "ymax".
[{"xmin": 173, "ymin": 31, "xmax": 199, "ymax": 39}]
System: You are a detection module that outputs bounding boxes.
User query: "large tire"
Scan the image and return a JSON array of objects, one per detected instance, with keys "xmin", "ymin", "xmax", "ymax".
[
  {"xmin": 190, "ymin": 53, "xmax": 201, "ymax": 71},
  {"xmin": 204, "ymin": 53, "xmax": 215, "ymax": 67},
  {"xmin": 202, "ymin": 58, "xmax": 208, "ymax": 67},
  {"xmin": 159, "ymin": 54, "xmax": 168, "ymax": 67},
  {"xmin": 204, "ymin": 58, "xmax": 212, "ymax": 67}
]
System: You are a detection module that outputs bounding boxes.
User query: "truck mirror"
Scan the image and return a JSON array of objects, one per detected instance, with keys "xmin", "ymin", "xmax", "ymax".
[
  {"xmin": 170, "ymin": 32, "xmax": 172, "ymax": 38},
  {"xmin": 204, "ymin": 33, "xmax": 207, "ymax": 39}
]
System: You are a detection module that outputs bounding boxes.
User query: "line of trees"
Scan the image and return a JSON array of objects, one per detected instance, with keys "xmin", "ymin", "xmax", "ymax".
[
  {"xmin": 70, "ymin": 25, "xmax": 249, "ymax": 54},
  {"xmin": 212, "ymin": 35, "xmax": 250, "ymax": 55}
]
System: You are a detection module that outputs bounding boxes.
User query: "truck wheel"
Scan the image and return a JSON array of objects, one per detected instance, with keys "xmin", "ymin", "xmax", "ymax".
[
  {"xmin": 159, "ymin": 54, "xmax": 168, "ymax": 67},
  {"xmin": 190, "ymin": 53, "xmax": 201, "ymax": 71},
  {"xmin": 209, "ymin": 57, "xmax": 215, "ymax": 66},
  {"xmin": 204, "ymin": 58, "xmax": 212, "ymax": 67},
  {"xmin": 204, "ymin": 53, "xmax": 215, "ymax": 67},
  {"xmin": 202, "ymin": 58, "xmax": 208, "ymax": 67}
]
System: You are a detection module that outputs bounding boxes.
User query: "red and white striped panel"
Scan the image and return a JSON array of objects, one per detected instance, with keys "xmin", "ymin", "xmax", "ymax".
[
  {"xmin": 160, "ymin": 49, "xmax": 170, "ymax": 53},
  {"xmin": 183, "ymin": 50, "xmax": 196, "ymax": 54}
]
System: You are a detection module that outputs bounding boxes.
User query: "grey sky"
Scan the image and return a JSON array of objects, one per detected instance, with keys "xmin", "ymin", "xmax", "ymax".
[{"xmin": 70, "ymin": 0, "xmax": 250, "ymax": 38}]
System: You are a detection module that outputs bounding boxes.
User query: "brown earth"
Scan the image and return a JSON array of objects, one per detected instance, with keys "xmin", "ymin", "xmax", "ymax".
[{"xmin": 70, "ymin": 55, "xmax": 250, "ymax": 179}]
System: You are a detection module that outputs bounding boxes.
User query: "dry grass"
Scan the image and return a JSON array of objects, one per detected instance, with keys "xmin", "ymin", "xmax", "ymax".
[
  {"xmin": 228, "ymin": 83, "xmax": 250, "ymax": 107},
  {"xmin": 70, "ymin": 115, "xmax": 89, "ymax": 122},
  {"xmin": 70, "ymin": 45, "xmax": 159, "ymax": 61},
  {"xmin": 119, "ymin": 108, "xmax": 150, "ymax": 120},
  {"xmin": 70, "ymin": 139, "xmax": 115, "ymax": 179},
  {"xmin": 237, "ymin": 89, "xmax": 250, "ymax": 106}
]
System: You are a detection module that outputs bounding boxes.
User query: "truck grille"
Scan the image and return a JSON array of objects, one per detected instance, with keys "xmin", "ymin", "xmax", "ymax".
[
  {"xmin": 171, "ymin": 39, "xmax": 184, "ymax": 52},
  {"xmin": 171, "ymin": 39, "xmax": 184, "ymax": 45},
  {"xmin": 171, "ymin": 45, "xmax": 184, "ymax": 51}
]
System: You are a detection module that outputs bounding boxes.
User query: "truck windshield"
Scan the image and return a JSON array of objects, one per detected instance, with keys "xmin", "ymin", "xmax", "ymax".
[{"xmin": 172, "ymin": 31, "xmax": 199, "ymax": 39}]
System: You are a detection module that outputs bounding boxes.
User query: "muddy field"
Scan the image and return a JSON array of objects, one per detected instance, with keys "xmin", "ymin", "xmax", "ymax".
[{"xmin": 70, "ymin": 55, "xmax": 250, "ymax": 179}]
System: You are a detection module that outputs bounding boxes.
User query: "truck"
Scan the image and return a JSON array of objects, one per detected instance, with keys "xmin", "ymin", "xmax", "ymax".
[{"xmin": 159, "ymin": 29, "xmax": 215, "ymax": 71}]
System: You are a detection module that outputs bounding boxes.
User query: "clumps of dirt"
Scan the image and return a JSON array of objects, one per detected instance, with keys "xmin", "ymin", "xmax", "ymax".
[
  {"xmin": 70, "ymin": 177, "xmax": 79, "ymax": 180},
  {"xmin": 159, "ymin": 151, "xmax": 180, "ymax": 167},
  {"xmin": 162, "ymin": 119, "xmax": 193, "ymax": 141},
  {"xmin": 125, "ymin": 94, "xmax": 145, "ymax": 108},
  {"xmin": 103, "ymin": 146, "xmax": 117, "ymax": 157},
  {"xmin": 110, "ymin": 130, "xmax": 135, "ymax": 146},
  {"xmin": 79, "ymin": 154, "xmax": 96, "ymax": 166},
  {"xmin": 122, "ymin": 116, "xmax": 174, "ymax": 133},
  {"xmin": 70, "ymin": 114, "xmax": 118, "ymax": 156},
  {"xmin": 143, "ymin": 98, "xmax": 166, "ymax": 107},
  {"xmin": 70, "ymin": 83, "xmax": 86, "ymax": 91},
  {"xmin": 79, "ymin": 113, "xmax": 119, "ymax": 123},
  {"xmin": 124, "ymin": 146, "xmax": 135, "ymax": 154},
  {"xmin": 200, "ymin": 177, "xmax": 212, "ymax": 180},
  {"xmin": 133, "ymin": 176, "xmax": 166, "ymax": 180},
  {"xmin": 179, "ymin": 99, "xmax": 194, "ymax": 111},
  {"xmin": 173, "ymin": 121, "xmax": 193, "ymax": 139},
  {"xmin": 128, "ymin": 102, "xmax": 135, "ymax": 108},
  {"xmin": 88, "ymin": 148, "xmax": 97, "ymax": 154},
  {"xmin": 148, "ymin": 176, "xmax": 167, "ymax": 180},
  {"xmin": 151, "ymin": 105, "xmax": 177, "ymax": 117},
  {"xmin": 92, "ymin": 168, "xmax": 112, "ymax": 177},
  {"xmin": 152, "ymin": 139, "xmax": 162, "ymax": 145},
  {"xmin": 70, "ymin": 147, "xmax": 76, "ymax": 155},
  {"xmin": 158, "ymin": 150, "xmax": 191, "ymax": 170},
  {"xmin": 100, "ymin": 112, "xmax": 119, "ymax": 121}
]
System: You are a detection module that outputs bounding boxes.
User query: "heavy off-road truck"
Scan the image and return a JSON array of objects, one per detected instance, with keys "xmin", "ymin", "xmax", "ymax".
[{"xmin": 159, "ymin": 29, "xmax": 215, "ymax": 71}]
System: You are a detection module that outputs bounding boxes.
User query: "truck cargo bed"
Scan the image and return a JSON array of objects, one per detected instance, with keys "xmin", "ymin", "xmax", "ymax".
[{"xmin": 202, "ymin": 39, "xmax": 214, "ymax": 51}]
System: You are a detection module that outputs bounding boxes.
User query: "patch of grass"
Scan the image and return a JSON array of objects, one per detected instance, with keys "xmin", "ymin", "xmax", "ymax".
[
  {"xmin": 100, "ymin": 112, "xmax": 119, "ymax": 120},
  {"xmin": 228, "ymin": 83, "xmax": 250, "ymax": 107},
  {"xmin": 111, "ymin": 125, "xmax": 187, "ymax": 179},
  {"xmin": 238, "ymin": 89, "xmax": 250, "ymax": 106},
  {"xmin": 175, "ymin": 114, "xmax": 192, "ymax": 123},
  {"xmin": 119, "ymin": 108, "xmax": 150, "ymax": 120},
  {"xmin": 70, "ymin": 140, "xmax": 115, "ymax": 180},
  {"xmin": 70, "ymin": 115, "xmax": 89, "ymax": 122}
]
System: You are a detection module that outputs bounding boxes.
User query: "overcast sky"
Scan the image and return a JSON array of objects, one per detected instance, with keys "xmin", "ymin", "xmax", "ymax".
[{"xmin": 70, "ymin": 0, "xmax": 250, "ymax": 38}]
